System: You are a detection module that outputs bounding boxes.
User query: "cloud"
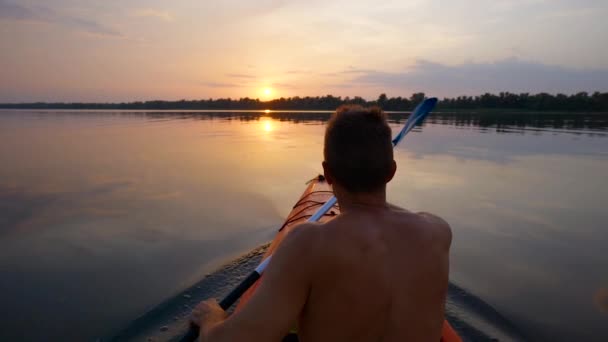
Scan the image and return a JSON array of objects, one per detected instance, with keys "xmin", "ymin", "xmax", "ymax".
[
  {"xmin": 133, "ymin": 9, "xmax": 174, "ymax": 22},
  {"xmin": 0, "ymin": 0, "xmax": 33, "ymax": 20},
  {"xmin": 0, "ymin": 0, "xmax": 123, "ymax": 38},
  {"xmin": 226, "ymin": 73, "xmax": 257, "ymax": 79},
  {"xmin": 203, "ymin": 82, "xmax": 243, "ymax": 88},
  {"xmin": 322, "ymin": 67, "xmax": 375, "ymax": 77},
  {"xmin": 224, "ymin": 0, "xmax": 289, "ymax": 16},
  {"xmin": 58, "ymin": 16, "xmax": 123, "ymax": 38},
  {"xmin": 271, "ymin": 82, "xmax": 298, "ymax": 89},
  {"xmin": 347, "ymin": 58, "xmax": 608, "ymax": 97}
]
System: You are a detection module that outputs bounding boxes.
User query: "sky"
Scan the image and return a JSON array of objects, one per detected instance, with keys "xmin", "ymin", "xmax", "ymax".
[{"xmin": 1, "ymin": 0, "xmax": 607, "ymax": 102}]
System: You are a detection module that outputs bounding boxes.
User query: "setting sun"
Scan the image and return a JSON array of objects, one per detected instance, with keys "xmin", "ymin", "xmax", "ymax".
[{"xmin": 264, "ymin": 88, "xmax": 272, "ymax": 96}]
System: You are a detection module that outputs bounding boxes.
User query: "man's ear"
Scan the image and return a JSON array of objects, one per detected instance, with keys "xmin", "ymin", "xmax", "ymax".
[
  {"xmin": 322, "ymin": 161, "xmax": 334, "ymax": 185},
  {"xmin": 386, "ymin": 160, "xmax": 397, "ymax": 183}
]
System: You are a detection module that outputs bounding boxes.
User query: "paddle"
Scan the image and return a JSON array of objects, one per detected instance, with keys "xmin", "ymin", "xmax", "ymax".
[{"xmin": 180, "ymin": 97, "xmax": 438, "ymax": 341}]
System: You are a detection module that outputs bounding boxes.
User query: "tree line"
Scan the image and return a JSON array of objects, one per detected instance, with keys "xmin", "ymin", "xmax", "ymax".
[{"xmin": 1, "ymin": 91, "xmax": 607, "ymax": 111}]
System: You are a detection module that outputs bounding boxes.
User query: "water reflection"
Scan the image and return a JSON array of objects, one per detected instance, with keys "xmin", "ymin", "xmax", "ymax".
[{"xmin": 12, "ymin": 109, "xmax": 608, "ymax": 136}]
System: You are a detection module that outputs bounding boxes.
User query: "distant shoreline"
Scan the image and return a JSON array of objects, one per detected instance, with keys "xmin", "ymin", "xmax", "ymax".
[
  {"xmin": 1, "ymin": 92, "xmax": 607, "ymax": 112},
  {"xmin": 1, "ymin": 108, "xmax": 607, "ymax": 115}
]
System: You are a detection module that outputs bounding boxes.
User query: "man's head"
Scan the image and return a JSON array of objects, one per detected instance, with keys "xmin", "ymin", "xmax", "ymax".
[{"xmin": 323, "ymin": 105, "xmax": 396, "ymax": 194}]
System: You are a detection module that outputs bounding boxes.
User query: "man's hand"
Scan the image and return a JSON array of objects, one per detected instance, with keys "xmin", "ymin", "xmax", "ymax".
[
  {"xmin": 190, "ymin": 299, "xmax": 227, "ymax": 331},
  {"xmin": 185, "ymin": 225, "xmax": 318, "ymax": 341}
]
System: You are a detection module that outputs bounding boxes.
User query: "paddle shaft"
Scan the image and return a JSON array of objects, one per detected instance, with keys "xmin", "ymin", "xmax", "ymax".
[{"xmin": 180, "ymin": 98, "xmax": 437, "ymax": 342}]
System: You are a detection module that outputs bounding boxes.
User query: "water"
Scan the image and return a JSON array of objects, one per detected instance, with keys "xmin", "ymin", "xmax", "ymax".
[{"xmin": 0, "ymin": 109, "xmax": 607, "ymax": 341}]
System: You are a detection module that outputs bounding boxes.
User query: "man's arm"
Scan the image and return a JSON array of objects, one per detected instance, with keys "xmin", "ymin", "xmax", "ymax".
[{"xmin": 196, "ymin": 223, "xmax": 321, "ymax": 342}]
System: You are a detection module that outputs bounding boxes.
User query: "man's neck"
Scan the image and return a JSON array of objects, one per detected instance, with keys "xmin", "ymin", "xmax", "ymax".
[{"xmin": 334, "ymin": 186, "xmax": 388, "ymax": 213}]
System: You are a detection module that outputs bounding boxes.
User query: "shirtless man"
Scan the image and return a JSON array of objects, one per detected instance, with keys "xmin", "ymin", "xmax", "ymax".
[{"xmin": 191, "ymin": 105, "xmax": 452, "ymax": 341}]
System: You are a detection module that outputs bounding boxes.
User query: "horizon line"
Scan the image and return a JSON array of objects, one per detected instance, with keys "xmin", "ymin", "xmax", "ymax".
[{"xmin": 1, "ymin": 90, "xmax": 606, "ymax": 105}]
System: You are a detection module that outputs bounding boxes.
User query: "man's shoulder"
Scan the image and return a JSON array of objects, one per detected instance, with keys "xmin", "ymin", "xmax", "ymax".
[
  {"xmin": 388, "ymin": 204, "xmax": 449, "ymax": 228},
  {"xmin": 413, "ymin": 211, "xmax": 452, "ymax": 249},
  {"xmin": 415, "ymin": 211, "xmax": 450, "ymax": 227},
  {"xmin": 281, "ymin": 222, "xmax": 324, "ymax": 254},
  {"xmin": 268, "ymin": 223, "xmax": 325, "ymax": 276},
  {"xmin": 387, "ymin": 207, "xmax": 452, "ymax": 249}
]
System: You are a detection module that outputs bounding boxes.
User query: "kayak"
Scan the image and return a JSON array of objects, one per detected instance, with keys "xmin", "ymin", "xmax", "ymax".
[{"xmin": 235, "ymin": 174, "xmax": 462, "ymax": 342}]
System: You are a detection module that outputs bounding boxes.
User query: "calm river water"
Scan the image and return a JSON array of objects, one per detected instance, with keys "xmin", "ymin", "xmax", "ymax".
[{"xmin": 0, "ymin": 110, "xmax": 607, "ymax": 341}]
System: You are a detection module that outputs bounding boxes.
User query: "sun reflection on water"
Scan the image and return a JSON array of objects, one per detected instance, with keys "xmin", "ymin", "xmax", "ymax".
[{"xmin": 262, "ymin": 119, "xmax": 273, "ymax": 132}]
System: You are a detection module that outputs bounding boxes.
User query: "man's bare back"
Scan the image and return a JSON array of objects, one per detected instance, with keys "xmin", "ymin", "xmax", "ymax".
[
  {"xmin": 297, "ymin": 204, "xmax": 452, "ymax": 342},
  {"xmin": 191, "ymin": 204, "xmax": 451, "ymax": 342}
]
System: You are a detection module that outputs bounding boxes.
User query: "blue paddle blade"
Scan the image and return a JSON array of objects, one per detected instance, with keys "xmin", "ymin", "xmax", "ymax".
[{"xmin": 392, "ymin": 97, "xmax": 437, "ymax": 147}]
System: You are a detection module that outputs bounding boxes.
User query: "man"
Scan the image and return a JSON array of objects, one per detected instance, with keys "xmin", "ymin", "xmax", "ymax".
[{"xmin": 191, "ymin": 105, "xmax": 452, "ymax": 341}]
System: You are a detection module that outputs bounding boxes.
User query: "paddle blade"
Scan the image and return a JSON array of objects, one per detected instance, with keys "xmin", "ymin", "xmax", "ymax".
[{"xmin": 392, "ymin": 97, "xmax": 437, "ymax": 147}]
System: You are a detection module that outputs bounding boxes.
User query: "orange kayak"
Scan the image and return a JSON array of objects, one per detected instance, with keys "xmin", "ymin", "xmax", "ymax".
[{"xmin": 237, "ymin": 175, "xmax": 462, "ymax": 342}]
